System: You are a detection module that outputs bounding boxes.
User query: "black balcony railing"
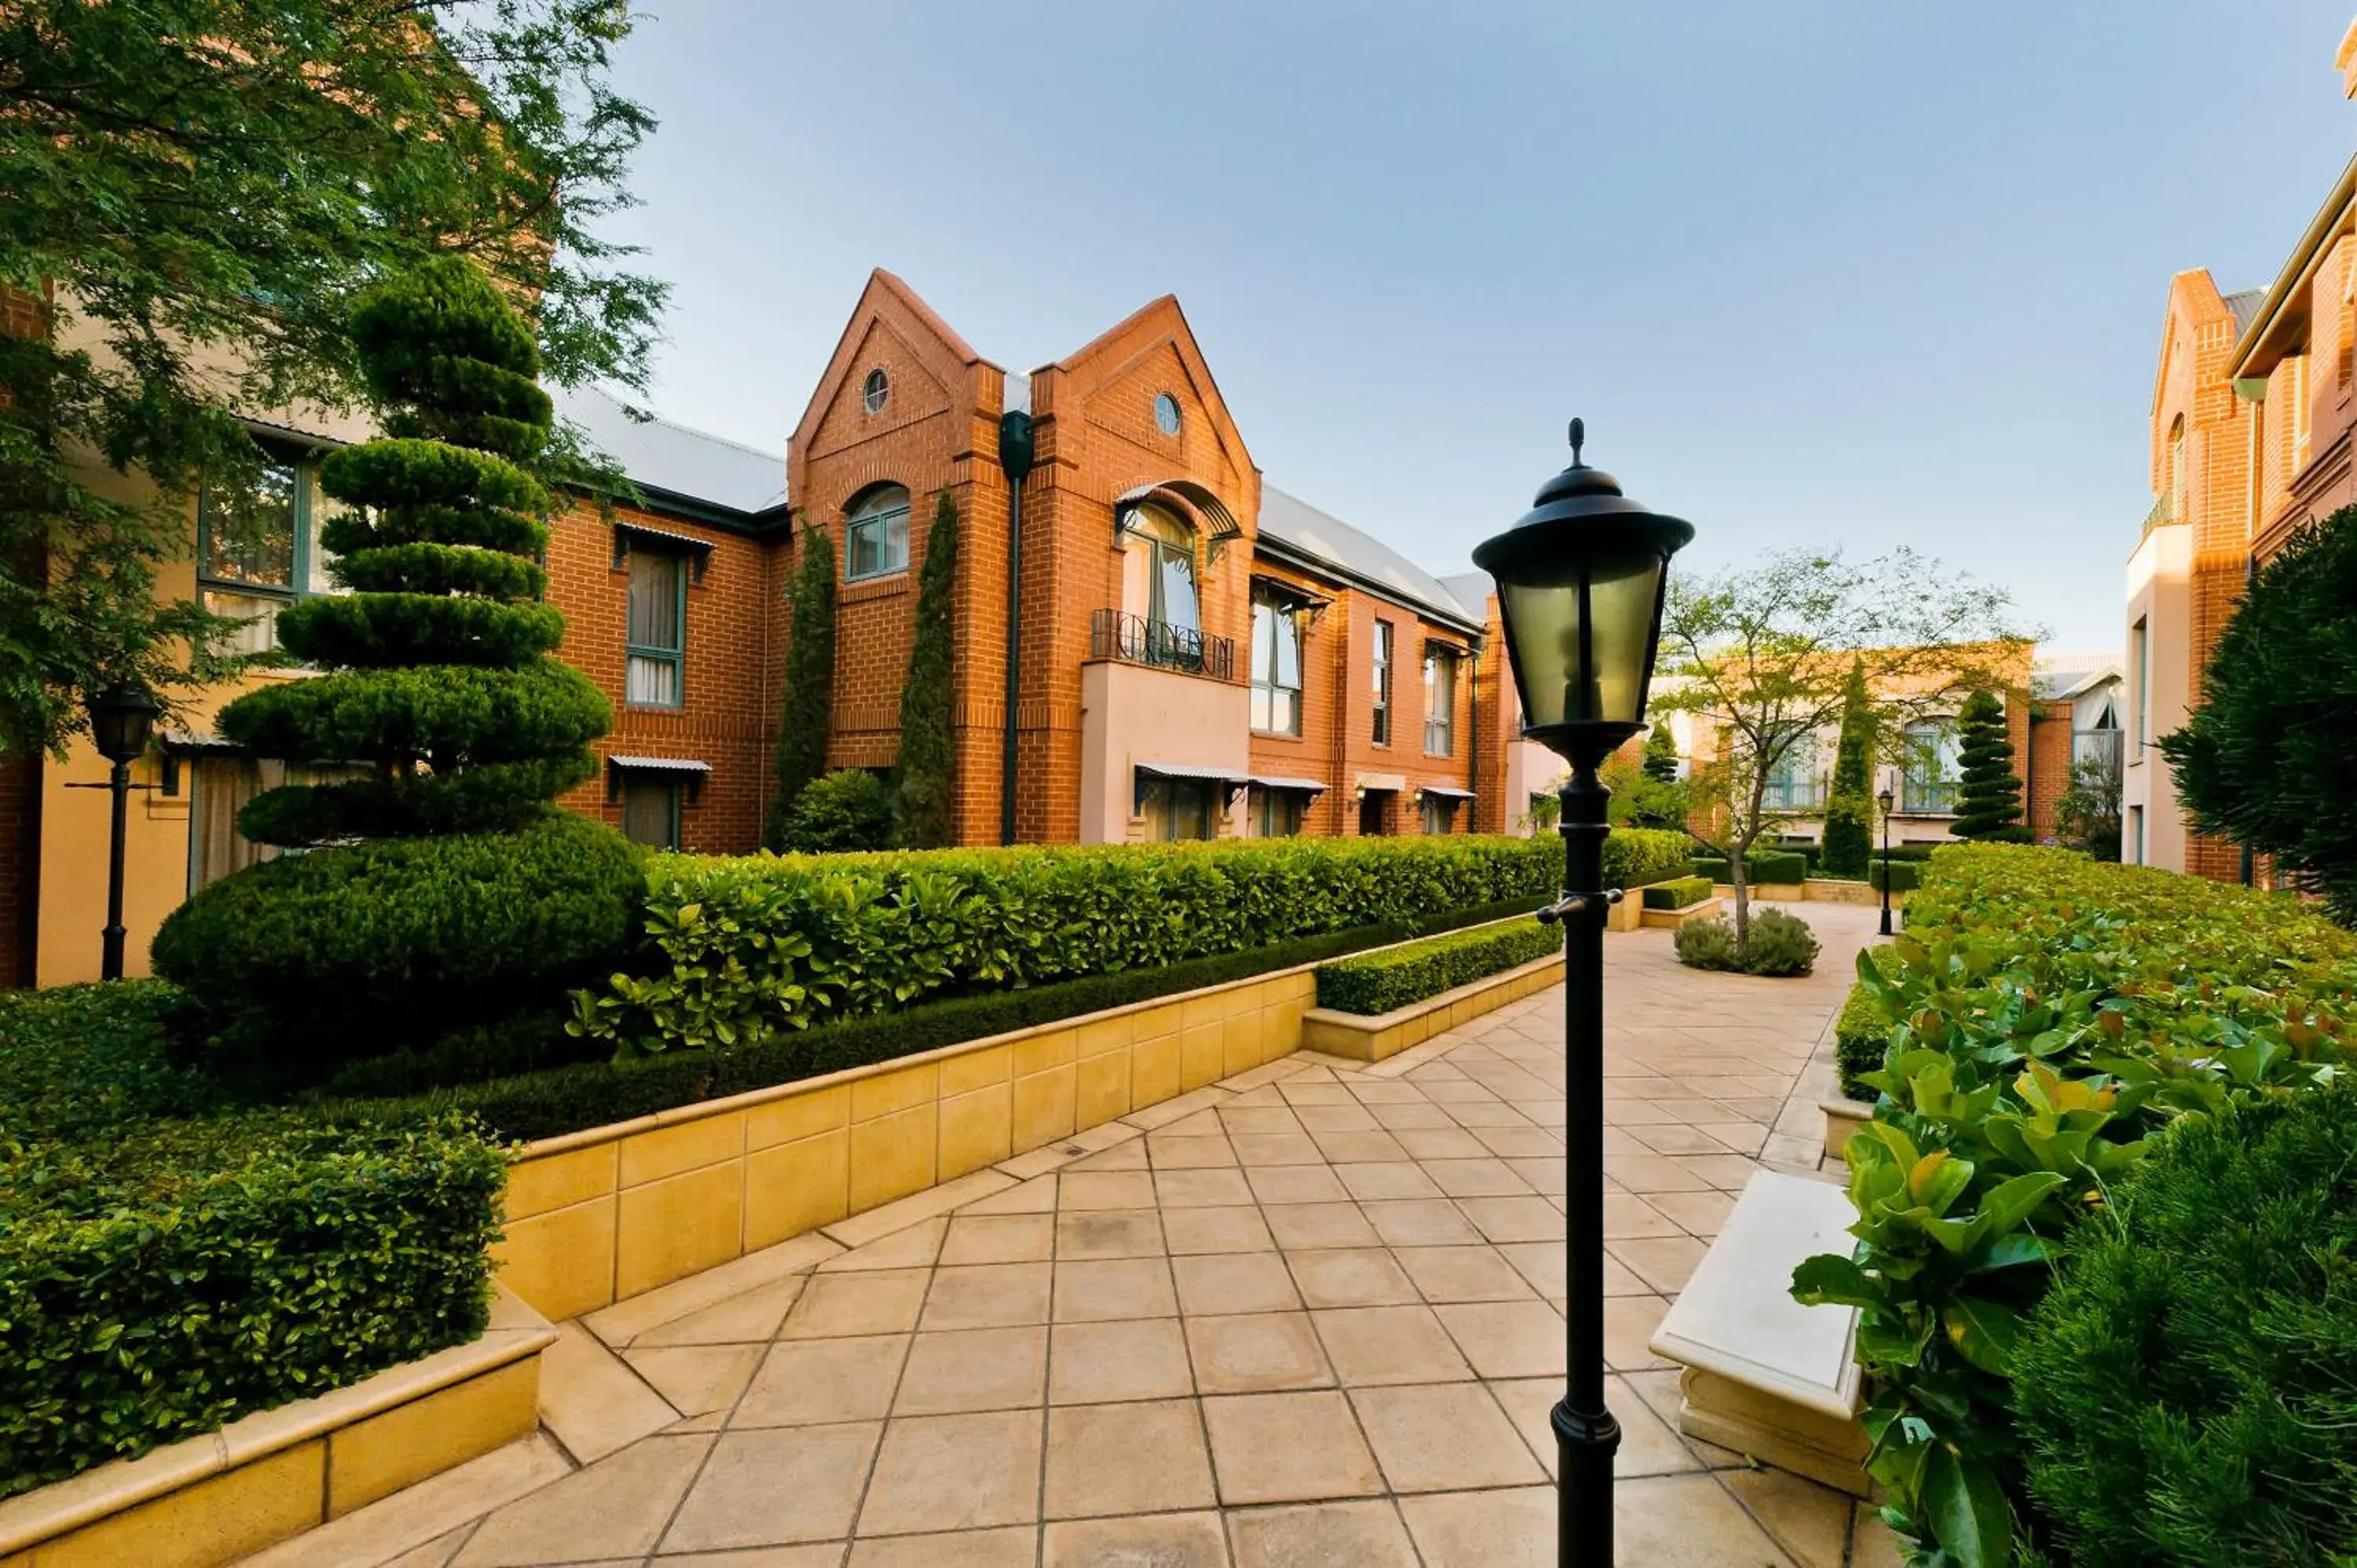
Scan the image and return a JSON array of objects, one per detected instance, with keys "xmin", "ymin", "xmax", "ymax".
[{"xmin": 1090, "ymin": 609, "xmax": 1234, "ymax": 680}]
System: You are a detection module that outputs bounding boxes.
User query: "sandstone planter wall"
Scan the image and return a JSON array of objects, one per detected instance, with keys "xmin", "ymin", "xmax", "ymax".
[{"xmin": 1296, "ymin": 950, "xmax": 1561, "ymax": 1063}]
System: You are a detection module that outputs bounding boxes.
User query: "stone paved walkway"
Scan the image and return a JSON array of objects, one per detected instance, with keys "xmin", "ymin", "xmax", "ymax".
[{"xmin": 245, "ymin": 903, "xmax": 1894, "ymax": 1568}]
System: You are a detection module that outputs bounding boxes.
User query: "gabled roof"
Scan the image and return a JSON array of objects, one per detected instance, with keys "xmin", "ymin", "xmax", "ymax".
[
  {"xmin": 1255, "ymin": 485, "xmax": 1481, "ymax": 634},
  {"xmin": 2224, "ymin": 288, "xmax": 2267, "ymax": 338},
  {"xmin": 1437, "ymin": 572, "xmax": 1492, "ymax": 621},
  {"xmin": 555, "ymin": 384, "xmax": 788, "ymax": 526},
  {"xmin": 2032, "ymin": 652, "xmax": 2124, "ymax": 702}
]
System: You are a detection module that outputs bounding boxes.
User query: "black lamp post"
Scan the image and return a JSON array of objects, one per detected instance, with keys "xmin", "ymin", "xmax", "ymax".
[
  {"xmin": 69, "ymin": 683, "xmax": 162, "ymax": 980},
  {"xmin": 1475, "ymin": 419, "xmax": 1692, "ymax": 1566},
  {"xmin": 1876, "ymin": 778, "xmax": 1897, "ymax": 937}
]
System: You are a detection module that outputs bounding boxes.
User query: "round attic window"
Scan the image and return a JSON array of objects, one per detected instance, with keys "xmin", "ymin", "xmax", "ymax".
[
  {"xmin": 863, "ymin": 367, "xmax": 890, "ymax": 415},
  {"xmin": 1154, "ymin": 392, "xmax": 1182, "ymax": 437}
]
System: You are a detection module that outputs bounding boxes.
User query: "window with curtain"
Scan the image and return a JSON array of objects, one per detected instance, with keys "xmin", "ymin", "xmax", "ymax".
[
  {"xmin": 621, "ymin": 778, "xmax": 680, "ymax": 849},
  {"xmin": 1423, "ymin": 649, "xmax": 1457, "ymax": 756},
  {"xmin": 845, "ymin": 485, "xmax": 911, "ymax": 581},
  {"xmin": 1250, "ymin": 589, "xmax": 1303, "ymax": 735},
  {"xmin": 1247, "ymin": 785, "xmax": 1304, "ymax": 837},
  {"xmin": 625, "ymin": 547, "xmax": 687, "ymax": 707},
  {"xmin": 1761, "ymin": 731, "xmax": 1822, "ymax": 811},
  {"xmin": 1901, "ymin": 721, "xmax": 1961, "ymax": 814},
  {"xmin": 188, "ymin": 757, "xmax": 372, "ymax": 891},
  {"xmin": 1371, "ymin": 621, "xmax": 1394, "ymax": 745},
  {"xmin": 1420, "ymin": 793, "xmax": 1460, "ymax": 835},
  {"xmin": 1124, "ymin": 504, "xmax": 1200, "ymax": 642},
  {"xmin": 1138, "ymin": 775, "xmax": 1218, "ymax": 841},
  {"xmin": 198, "ymin": 441, "xmax": 344, "ymax": 655}
]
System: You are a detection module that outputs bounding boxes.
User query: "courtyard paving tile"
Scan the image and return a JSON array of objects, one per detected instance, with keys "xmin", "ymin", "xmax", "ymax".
[{"xmin": 241, "ymin": 902, "xmax": 1891, "ymax": 1568}]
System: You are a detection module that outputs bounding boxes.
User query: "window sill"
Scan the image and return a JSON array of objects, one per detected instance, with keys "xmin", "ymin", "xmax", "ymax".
[
  {"xmin": 841, "ymin": 573, "xmax": 910, "ymax": 605},
  {"xmin": 623, "ymin": 702, "xmax": 688, "ymax": 715}
]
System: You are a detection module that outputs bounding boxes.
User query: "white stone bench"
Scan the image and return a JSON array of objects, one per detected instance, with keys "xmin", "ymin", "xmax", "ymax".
[{"xmin": 1648, "ymin": 1170, "xmax": 1871, "ymax": 1497}]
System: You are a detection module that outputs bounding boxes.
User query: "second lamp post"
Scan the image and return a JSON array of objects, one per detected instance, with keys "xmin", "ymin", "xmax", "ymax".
[{"xmin": 1475, "ymin": 419, "xmax": 1692, "ymax": 1566}]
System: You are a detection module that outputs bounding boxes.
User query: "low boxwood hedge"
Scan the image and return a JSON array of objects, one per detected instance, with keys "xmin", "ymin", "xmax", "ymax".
[
  {"xmin": 571, "ymin": 833, "xmax": 1571, "ymax": 1056},
  {"xmin": 1690, "ymin": 850, "xmax": 1807, "ymax": 885},
  {"xmin": 1314, "ymin": 916, "xmax": 1562, "ymax": 1016},
  {"xmin": 332, "ymin": 897, "xmax": 1547, "ymax": 1141},
  {"xmin": 1641, "ymin": 875, "xmax": 1711, "ymax": 911},
  {"xmin": 1603, "ymin": 829, "xmax": 1694, "ymax": 889},
  {"xmin": 2012, "ymin": 1089, "xmax": 2357, "ymax": 1566},
  {"xmin": 1832, "ymin": 947, "xmax": 1899, "ymax": 1099},
  {"xmin": 0, "ymin": 986, "xmax": 506, "ymax": 1499},
  {"xmin": 1692, "ymin": 854, "xmax": 1728, "ymax": 883}
]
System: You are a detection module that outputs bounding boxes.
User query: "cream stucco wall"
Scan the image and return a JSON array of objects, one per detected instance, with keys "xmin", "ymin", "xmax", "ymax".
[
  {"xmin": 2123, "ymin": 522, "xmax": 2193, "ymax": 872},
  {"xmin": 1077, "ymin": 660, "xmax": 1252, "ymax": 844}
]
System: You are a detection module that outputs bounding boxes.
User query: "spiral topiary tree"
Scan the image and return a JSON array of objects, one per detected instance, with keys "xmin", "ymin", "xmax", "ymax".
[
  {"xmin": 154, "ymin": 257, "xmax": 641, "ymax": 1068},
  {"xmin": 1950, "ymin": 687, "xmax": 2028, "ymax": 841}
]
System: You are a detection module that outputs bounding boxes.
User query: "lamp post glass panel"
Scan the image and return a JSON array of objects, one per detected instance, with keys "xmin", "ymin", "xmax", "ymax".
[
  {"xmin": 1876, "ymin": 778, "xmax": 1897, "ymax": 936},
  {"xmin": 1475, "ymin": 420, "xmax": 1692, "ymax": 1565},
  {"xmin": 82, "ymin": 684, "xmax": 162, "ymax": 980}
]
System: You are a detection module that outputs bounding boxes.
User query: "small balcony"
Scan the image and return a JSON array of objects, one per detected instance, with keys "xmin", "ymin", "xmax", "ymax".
[
  {"xmin": 2142, "ymin": 490, "xmax": 2176, "ymax": 537},
  {"xmin": 1090, "ymin": 609, "xmax": 1234, "ymax": 681}
]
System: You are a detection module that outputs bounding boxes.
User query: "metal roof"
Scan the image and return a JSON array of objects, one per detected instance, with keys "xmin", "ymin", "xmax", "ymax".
[
  {"xmin": 1254, "ymin": 486, "xmax": 1482, "ymax": 632},
  {"xmin": 552, "ymin": 384, "xmax": 787, "ymax": 519},
  {"xmin": 1436, "ymin": 572, "xmax": 1492, "ymax": 621},
  {"xmin": 2032, "ymin": 652, "xmax": 2123, "ymax": 702},
  {"xmin": 2224, "ymin": 289, "xmax": 2267, "ymax": 339}
]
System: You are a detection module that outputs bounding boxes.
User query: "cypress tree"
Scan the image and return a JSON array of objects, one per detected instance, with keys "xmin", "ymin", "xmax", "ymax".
[
  {"xmin": 1640, "ymin": 722, "xmax": 1678, "ymax": 784},
  {"xmin": 1951, "ymin": 688, "xmax": 2028, "ymax": 841},
  {"xmin": 766, "ymin": 523, "xmax": 837, "ymax": 848},
  {"xmin": 1820, "ymin": 660, "xmax": 1874, "ymax": 878},
  {"xmin": 153, "ymin": 256, "xmax": 639, "ymax": 1058},
  {"xmin": 893, "ymin": 490, "xmax": 959, "ymax": 848}
]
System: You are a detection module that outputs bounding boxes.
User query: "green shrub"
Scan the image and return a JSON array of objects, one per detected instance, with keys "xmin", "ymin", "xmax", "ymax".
[
  {"xmin": 1674, "ymin": 907, "xmax": 1818, "ymax": 976},
  {"xmin": 156, "ymin": 813, "xmax": 643, "ymax": 1075},
  {"xmin": 779, "ymin": 768, "xmax": 893, "ymax": 854},
  {"xmin": 1821, "ymin": 661, "xmax": 1874, "ymax": 878},
  {"xmin": 1603, "ymin": 827, "xmax": 1695, "ymax": 888},
  {"xmin": 337, "ymin": 897, "xmax": 1546, "ymax": 1140},
  {"xmin": 0, "ymin": 981, "xmax": 218, "ymax": 1137},
  {"xmin": 571, "ymin": 834, "xmax": 1560, "ymax": 1056},
  {"xmin": 0, "ymin": 1113, "xmax": 503, "ymax": 1499},
  {"xmin": 1641, "ymin": 875, "xmax": 1710, "ymax": 910},
  {"xmin": 1952, "ymin": 688, "xmax": 2026, "ymax": 840},
  {"xmin": 1314, "ymin": 917, "xmax": 1561, "ymax": 1015},
  {"xmin": 1791, "ymin": 844, "xmax": 2357, "ymax": 1568},
  {"xmin": 1675, "ymin": 914, "xmax": 1744, "ymax": 965},
  {"xmin": 1693, "ymin": 855, "xmax": 1728, "ymax": 883},
  {"xmin": 2013, "ymin": 1090, "xmax": 2357, "ymax": 1566},
  {"xmin": 1881, "ymin": 841, "xmax": 1937, "ymax": 862},
  {"xmin": 1868, "ymin": 858, "xmax": 1923, "ymax": 892},
  {"xmin": 1832, "ymin": 948, "xmax": 1901, "ymax": 1100},
  {"xmin": 1739, "ymin": 907, "xmax": 1819, "ymax": 975}
]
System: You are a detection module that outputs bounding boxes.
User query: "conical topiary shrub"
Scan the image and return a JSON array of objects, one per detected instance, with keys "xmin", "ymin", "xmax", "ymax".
[
  {"xmin": 1820, "ymin": 661, "xmax": 1873, "ymax": 878},
  {"xmin": 1951, "ymin": 687, "xmax": 2029, "ymax": 841},
  {"xmin": 154, "ymin": 258, "xmax": 641, "ymax": 1069}
]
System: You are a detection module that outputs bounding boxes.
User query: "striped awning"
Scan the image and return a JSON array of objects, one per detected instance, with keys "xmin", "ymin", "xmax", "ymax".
[
  {"xmin": 1419, "ymin": 784, "xmax": 1475, "ymax": 800},
  {"xmin": 607, "ymin": 755, "xmax": 711, "ymax": 775},
  {"xmin": 1250, "ymin": 775, "xmax": 1329, "ymax": 796}
]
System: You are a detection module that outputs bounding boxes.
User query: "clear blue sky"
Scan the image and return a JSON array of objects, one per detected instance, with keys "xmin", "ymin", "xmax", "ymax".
[{"xmin": 597, "ymin": 2, "xmax": 2355, "ymax": 654}]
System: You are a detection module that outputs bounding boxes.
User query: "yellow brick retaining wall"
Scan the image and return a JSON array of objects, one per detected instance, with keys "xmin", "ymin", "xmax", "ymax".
[
  {"xmin": 496, "ymin": 964, "xmax": 1320, "ymax": 1321},
  {"xmin": 0, "ymin": 1288, "xmax": 552, "ymax": 1568},
  {"xmin": 1297, "ymin": 951, "xmax": 1563, "ymax": 1064}
]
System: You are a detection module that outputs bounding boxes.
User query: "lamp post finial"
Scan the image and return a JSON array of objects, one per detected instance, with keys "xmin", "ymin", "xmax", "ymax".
[{"xmin": 1568, "ymin": 417, "xmax": 1585, "ymax": 467}]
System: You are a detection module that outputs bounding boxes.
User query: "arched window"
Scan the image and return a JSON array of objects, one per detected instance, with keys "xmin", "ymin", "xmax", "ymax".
[
  {"xmin": 845, "ymin": 485, "xmax": 911, "ymax": 581},
  {"xmin": 2166, "ymin": 416, "xmax": 2185, "ymax": 522},
  {"xmin": 1122, "ymin": 502, "xmax": 1200, "ymax": 639}
]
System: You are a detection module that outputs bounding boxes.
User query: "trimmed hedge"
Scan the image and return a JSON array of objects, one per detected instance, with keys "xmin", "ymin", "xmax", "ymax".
[
  {"xmin": 1868, "ymin": 858, "xmax": 1923, "ymax": 892},
  {"xmin": 1831, "ymin": 947, "xmax": 1900, "ymax": 1099},
  {"xmin": 2013, "ymin": 1089, "xmax": 2357, "ymax": 1566},
  {"xmin": 571, "ymin": 835, "xmax": 1563, "ymax": 1055},
  {"xmin": 0, "ymin": 984, "xmax": 504, "ymax": 1498},
  {"xmin": 1314, "ymin": 916, "xmax": 1563, "ymax": 1016},
  {"xmin": 1602, "ymin": 828, "xmax": 1694, "ymax": 889},
  {"xmin": 1792, "ymin": 845, "xmax": 2357, "ymax": 1568},
  {"xmin": 1691, "ymin": 849, "xmax": 1806, "ymax": 885},
  {"xmin": 335, "ymin": 898, "xmax": 1549, "ymax": 1141},
  {"xmin": 1641, "ymin": 875, "xmax": 1711, "ymax": 910}
]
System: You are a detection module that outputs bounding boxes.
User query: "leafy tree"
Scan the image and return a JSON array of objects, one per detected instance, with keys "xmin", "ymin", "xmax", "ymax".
[
  {"xmin": 766, "ymin": 525, "xmax": 836, "ymax": 848},
  {"xmin": 1951, "ymin": 690, "xmax": 2028, "ymax": 841},
  {"xmin": 1656, "ymin": 547, "xmax": 2028, "ymax": 952},
  {"xmin": 1820, "ymin": 661, "xmax": 1874, "ymax": 878},
  {"xmin": 152, "ymin": 258, "xmax": 638, "ymax": 1062},
  {"xmin": 0, "ymin": 0, "xmax": 663, "ymax": 756},
  {"xmin": 1606, "ymin": 729, "xmax": 1689, "ymax": 833},
  {"xmin": 893, "ymin": 490, "xmax": 959, "ymax": 848},
  {"xmin": 781, "ymin": 768, "xmax": 893, "ymax": 854},
  {"xmin": 2054, "ymin": 752, "xmax": 2123, "ymax": 863},
  {"xmin": 2161, "ymin": 507, "xmax": 2357, "ymax": 922}
]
